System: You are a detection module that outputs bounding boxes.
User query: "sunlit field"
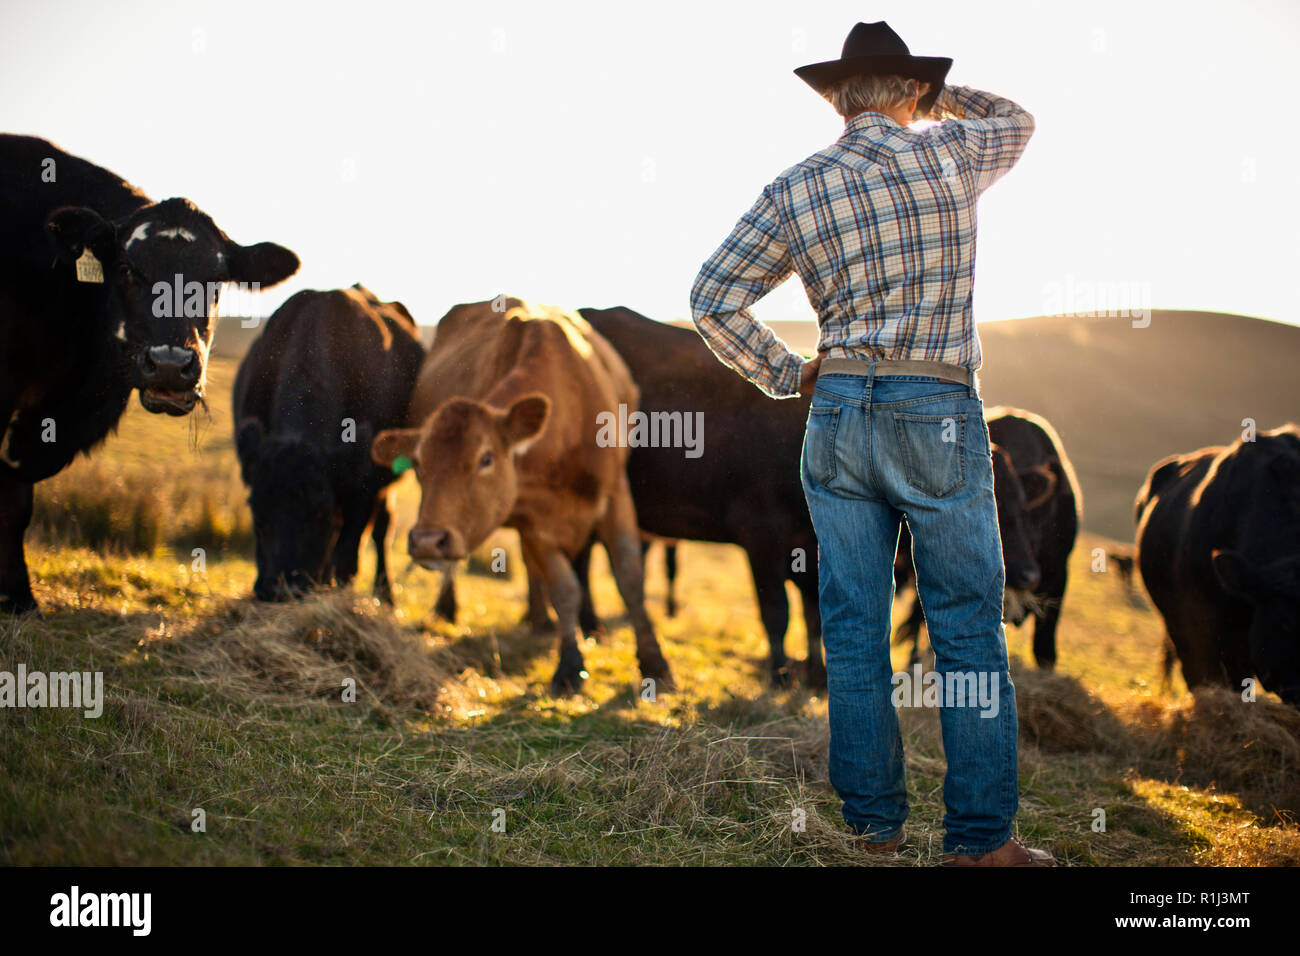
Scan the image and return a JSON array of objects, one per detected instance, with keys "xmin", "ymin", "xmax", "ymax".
[{"xmin": 3, "ymin": 357, "xmax": 1298, "ymax": 866}]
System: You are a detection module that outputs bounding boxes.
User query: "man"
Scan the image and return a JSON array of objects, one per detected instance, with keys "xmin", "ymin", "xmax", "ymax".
[{"xmin": 690, "ymin": 21, "xmax": 1052, "ymax": 866}]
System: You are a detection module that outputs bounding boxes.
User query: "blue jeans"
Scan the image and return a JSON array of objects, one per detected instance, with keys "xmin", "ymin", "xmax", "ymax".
[{"xmin": 800, "ymin": 368, "xmax": 1018, "ymax": 854}]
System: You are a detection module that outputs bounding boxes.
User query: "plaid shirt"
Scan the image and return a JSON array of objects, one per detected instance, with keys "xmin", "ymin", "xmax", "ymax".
[{"xmin": 690, "ymin": 84, "xmax": 1035, "ymax": 398}]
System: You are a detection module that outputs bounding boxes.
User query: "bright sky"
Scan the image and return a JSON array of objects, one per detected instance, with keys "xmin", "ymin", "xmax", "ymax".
[{"xmin": 3, "ymin": 0, "xmax": 1298, "ymax": 328}]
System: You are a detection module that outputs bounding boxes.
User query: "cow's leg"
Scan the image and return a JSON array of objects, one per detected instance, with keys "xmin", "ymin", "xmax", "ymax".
[
  {"xmin": 370, "ymin": 493, "xmax": 394, "ymax": 605},
  {"xmin": 747, "ymin": 550, "xmax": 792, "ymax": 686},
  {"xmin": 526, "ymin": 559, "xmax": 553, "ymax": 631},
  {"xmin": 664, "ymin": 543, "xmax": 679, "ymax": 617},
  {"xmin": 0, "ymin": 474, "xmax": 37, "ymax": 616},
  {"xmin": 1159, "ymin": 635, "xmax": 1178, "ymax": 693},
  {"xmin": 572, "ymin": 536, "xmax": 604, "ymax": 640},
  {"xmin": 639, "ymin": 539, "xmax": 655, "ymax": 615},
  {"xmin": 795, "ymin": 556, "xmax": 825, "ymax": 688},
  {"xmin": 1031, "ymin": 566, "xmax": 1068, "ymax": 670},
  {"xmin": 1161, "ymin": 609, "xmax": 1210, "ymax": 690},
  {"xmin": 890, "ymin": 535, "xmax": 923, "ymax": 663},
  {"xmin": 894, "ymin": 592, "xmax": 926, "ymax": 666},
  {"xmin": 533, "ymin": 542, "xmax": 587, "ymax": 695},
  {"xmin": 433, "ymin": 565, "xmax": 458, "ymax": 622},
  {"xmin": 330, "ymin": 500, "xmax": 369, "ymax": 589},
  {"xmin": 520, "ymin": 537, "xmax": 556, "ymax": 632},
  {"xmin": 596, "ymin": 479, "xmax": 674, "ymax": 690}
]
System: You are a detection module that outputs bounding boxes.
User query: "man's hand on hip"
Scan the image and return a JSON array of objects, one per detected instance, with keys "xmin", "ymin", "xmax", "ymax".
[{"xmin": 799, "ymin": 352, "xmax": 826, "ymax": 396}]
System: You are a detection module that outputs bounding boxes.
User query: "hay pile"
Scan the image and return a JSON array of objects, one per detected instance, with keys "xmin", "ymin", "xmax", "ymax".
[
  {"xmin": 1012, "ymin": 666, "xmax": 1300, "ymax": 817},
  {"xmin": 154, "ymin": 592, "xmax": 498, "ymax": 722},
  {"xmin": 1125, "ymin": 687, "xmax": 1300, "ymax": 819},
  {"xmin": 530, "ymin": 721, "xmax": 881, "ymax": 865},
  {"xmin": 1013, "ymin": 667, "xmax": 1131, "ymax": 753}
]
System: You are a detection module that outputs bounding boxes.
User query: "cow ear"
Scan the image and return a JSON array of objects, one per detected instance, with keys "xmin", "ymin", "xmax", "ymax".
[
  {"xmin": 224, "ymin": 240, "xmax": 300, "ymax": 289},
  {"xmin": 1212, "ymin": 549, "xmax": 1259, "ymax": 602},
  {"xmin": 386, "ymin": 299, "xmax": 415, "ymax": 325},
  {"xmin": 236, "ymin": 418, "xmax": 264, "ymax": 482},
  {"xmin": 371, "ymin": 428, "xmax": 420, "ymax": 469},
  {"xmin": 501, "ymin": 394, "xmax": 550, "ymax": 453},
  {"xmin": 45, "ymin": 206, "xmax": 118, "ymax": 267},
  {"xmin": 1018, "ymin": 464, "xmax": 1058, "ymax": 510}
]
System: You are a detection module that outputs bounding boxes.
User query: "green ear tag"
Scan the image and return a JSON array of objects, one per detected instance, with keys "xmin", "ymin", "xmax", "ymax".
[{"xmin": 391, "ymin": 454, "xmax": 413, "ymax": 476}]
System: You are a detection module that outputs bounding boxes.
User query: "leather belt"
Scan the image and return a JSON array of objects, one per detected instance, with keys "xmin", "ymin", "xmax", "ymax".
[{"xmin": 818, "ymin": 357, "xmax": 973, "ymax": 386}]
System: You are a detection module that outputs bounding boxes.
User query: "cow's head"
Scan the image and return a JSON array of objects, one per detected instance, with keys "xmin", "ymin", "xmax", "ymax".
[
  {"xmin": 991, "ymin": 446, "xmax": 1045, "ymax": 624},
  {"xmin": 371, "ymin": 394, "xmax": 550, "ymax": 568},
  {"xmin": 1212, "ymin": 549, "xmax": 1300, "ymax": 706},
  {"xmin": 237, "ymin": 420, "xmax": 356, "ymax": 601},
  {"xmin": 46, "ymin": 198, "xmax": 298, "ymax": 416}
]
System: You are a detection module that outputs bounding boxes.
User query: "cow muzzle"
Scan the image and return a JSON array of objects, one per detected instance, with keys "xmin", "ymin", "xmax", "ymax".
[
  {"xmin": 137, "ymin": 345, "xmax": 202, "ymax": 415},
  {"xmin": 1006, "ymin": 564, "xmax": 1042, "ymax": 591},
  {"xmin": 1003, "ymin": 588, "xmax": 1043, "ymax": 625},
  {"xmin": 408, "ymin": 527, "xmax": 464, "ymax": 567}
]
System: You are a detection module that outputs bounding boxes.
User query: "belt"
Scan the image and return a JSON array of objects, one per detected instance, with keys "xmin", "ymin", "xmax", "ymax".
[{"xmin": 818, "ymin": 357, "xmax": 973, "ymax": 386}]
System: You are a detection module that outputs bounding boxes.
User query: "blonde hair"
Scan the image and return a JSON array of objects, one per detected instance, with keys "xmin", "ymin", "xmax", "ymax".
[{"xmin": 824, "ymin": 73, "xmax": 930, "ymax": 119}]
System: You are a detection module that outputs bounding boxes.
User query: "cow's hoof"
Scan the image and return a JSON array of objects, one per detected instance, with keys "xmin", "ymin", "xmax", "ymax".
[
  {"xmin": 803, "ymin": 662, "xmax": 827, "ymax": 691},
  {"xmin": 770, "ymin": 663, "xmax": 793, "ymax": 688},
  {"xmin": 639, "ymin": 659, "xmax": 675, "ymax": 694},
  {"xmin": 578, "ymin": 606, "xmax": 605, "ymax": 642},
  {"xmin": 550, "ymin": 672, "xmax": 586, "ymax": 696},
  {"xmin": 577, "ymin": 602, "xmax": 602, "ymax": 637},
  {"xmin": 1, "ymin": 594, "xmax": 40, "ymax": 617},
  {"xmin": 434, "ymin": 597, "xmax": 457, "ymax": 623},
  {"xmin": 550, "ymin": 650, "xmax": 588, "ymax": 696},
  {"xmin": 1035, "ymin": 657, "xmax": 1056, "ymax": 671},
  {"xmin": 373, "ymin": 584, "xmax": 394, "ymax": 606}
]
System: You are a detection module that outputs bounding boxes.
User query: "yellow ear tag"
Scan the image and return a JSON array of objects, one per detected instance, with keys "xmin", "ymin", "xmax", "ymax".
[{"xmin": 75, "ymin": 248, "xmax": 104, "ymax": 284}]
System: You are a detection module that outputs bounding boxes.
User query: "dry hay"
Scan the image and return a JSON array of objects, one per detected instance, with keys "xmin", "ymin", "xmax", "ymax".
[
  {"xmin": 1012, "ymin": 666, "xmax": 1130, "ymax": 753},
  {"xmin": 152, "ymin": 591, "xmax": 499, "ymax": 722},
  {"xmin": 1013, "ymin": 665, "xmax": 1300, "ymax": 817},
  {"xmin": 140, "ymin": 588, "xmax": 1300, "ymax": 821},
  {"xmin": 524, "ymin": 720, "xmax": 893, "ymax": 864},
  {"xmin": 1125, "ymin": 686, "xmax": 1300, "ymax": 820}
]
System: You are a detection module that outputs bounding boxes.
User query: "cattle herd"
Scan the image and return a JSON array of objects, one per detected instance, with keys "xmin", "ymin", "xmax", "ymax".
[{"xmin": 2, "ymin": 134, "xmax": 1298, "ymax": 705}]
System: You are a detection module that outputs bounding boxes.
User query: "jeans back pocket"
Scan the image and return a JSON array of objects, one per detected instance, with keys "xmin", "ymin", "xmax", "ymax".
[
  {"xmin": 803, "ymin": 405, "xmax": 841, "ymax": 486},
  {"xmin": 892, "ymin": 411, "xmax": 968, "ymax": 497}
]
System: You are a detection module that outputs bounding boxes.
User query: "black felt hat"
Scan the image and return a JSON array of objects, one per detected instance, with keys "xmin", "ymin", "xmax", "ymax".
[{"xmin": 794, "ymin": 21, "xmax": 952, "ymax": 115}]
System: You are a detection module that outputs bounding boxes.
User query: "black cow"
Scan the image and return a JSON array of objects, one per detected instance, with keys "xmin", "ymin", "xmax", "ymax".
[
  {"xmin": 233, "ymin": 284, "xmax": 424, "ymax": 603},
  {"xmin": 567, "ymin": 306, "xmax": 822, "ymax": 687},
  {"xmin": 893, "ymin": 407, "xmax": 1081, "ymax": 669},
  {"xmin": 1135, "ymin": 425, "xmax": 1300, "ymax": 705},
  {"xmin": 0, "ymin": 134, "xmax": 298, "ymax": 614}
]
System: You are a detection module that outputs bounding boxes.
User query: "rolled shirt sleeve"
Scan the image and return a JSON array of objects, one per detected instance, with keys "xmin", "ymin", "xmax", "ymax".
[
  {"xmin": 932, "ymin": 84, "xmax": 1036, "ymax": 194},
  {"xmin": 690, "ymin": 185, "xmax": 805, "ymax": 399}
]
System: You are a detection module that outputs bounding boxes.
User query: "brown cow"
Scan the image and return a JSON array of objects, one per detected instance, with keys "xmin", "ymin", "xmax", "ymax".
[{"xmin": 371, "ymin": 298, "xmax": 673, "ymax": 695}]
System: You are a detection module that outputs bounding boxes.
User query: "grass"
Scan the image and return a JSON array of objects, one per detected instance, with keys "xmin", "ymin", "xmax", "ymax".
[{"xmin": 2, "ymin": 356, "xmax": 1298, "ymax": 866}]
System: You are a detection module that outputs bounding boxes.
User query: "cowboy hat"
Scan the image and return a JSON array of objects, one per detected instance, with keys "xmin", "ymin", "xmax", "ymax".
[{"xmin": 794, "ymin": 21, "xmax": 952, "ymax": 116}]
